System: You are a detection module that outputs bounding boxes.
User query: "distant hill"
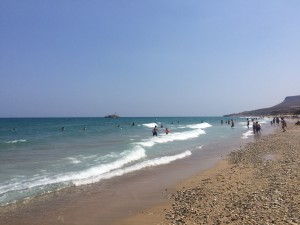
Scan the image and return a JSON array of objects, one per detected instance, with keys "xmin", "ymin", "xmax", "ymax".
[{"xmin": 224, "ymin": 95, "xmax": 300, "ymax": 117}]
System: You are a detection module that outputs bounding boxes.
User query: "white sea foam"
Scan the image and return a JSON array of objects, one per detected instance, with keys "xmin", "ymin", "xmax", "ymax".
[
  {"xmin": 142, "ymin": 123, "xmax": 158, "ymax": 128},
  {"xmin": 59, "ymin": 146, "xmax": 146, "ymax": 182},
  {"xmin": 142, "ymin": 130, "xmax": 205, "ymax": 147},
  {"xmin": 5, "ymin": 139, "xmax": 26, "ymax": 144},
  {"xmin": 138, "ymin": 123, "xmax": 211, "ymax": 147},
  {"xmin": 0, "ymin": 146, "xmax": 146, "ymax": 196},
  {"xmin": 241, "ymin": 130, "xmax": 254, "ymax": 139},
  {"xmin": 259, "ymin": 120, "xmax": 268, "ymax": 124},
  {"xmin": 67, "ymin": 157, "xmax": 81, "ymax": 164},
  {"xmin": 73, "ymin": 150, "xmax": 192, "ymax": 186},
  {"xmin": 241, "ymin": 124, "xmax": 253, "ymax": 129},
  {"xmin": 186, "ymin": 122, "xmax": 212, "ymax": 129},
  {"xmin": 0, "ymin": 149, "xmax": 190, "ymax": 190}
]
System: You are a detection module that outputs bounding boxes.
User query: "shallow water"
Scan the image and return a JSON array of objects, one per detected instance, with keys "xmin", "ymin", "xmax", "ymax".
[{"xmin": 0, "ymin": 116, "xmax": 271, "ymax": 205}]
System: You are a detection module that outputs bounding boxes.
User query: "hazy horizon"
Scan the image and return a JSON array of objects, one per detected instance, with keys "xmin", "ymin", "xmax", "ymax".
[{"xmin": 1, "ymin": 1, "xmax": 300, "ymax": 117}]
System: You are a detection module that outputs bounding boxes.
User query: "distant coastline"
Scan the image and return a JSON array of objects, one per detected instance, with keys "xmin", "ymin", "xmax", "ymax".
[{"xmin": 224, "ymin": 95, "xmax": 300, "ymax": 117}]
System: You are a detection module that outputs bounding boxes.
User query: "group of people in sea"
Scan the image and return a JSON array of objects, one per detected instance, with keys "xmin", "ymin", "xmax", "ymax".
[
  {"xmin": 270, "ymin": 117, "xmax": 281, "ymax": 126},
  {"xmin": 221, "ymin": 119, "xmax": 235, "ymax": 128},
  {"xmin": 222, "ymin": 118, "xmax": 262, "ymax": 134},
  {"xmin": 246, "ymin": 118, "xmax": 262, "ymax": 134},
  {"xmin": 252, "ymin": 121, "xmax": 262, "ymax": 134},
  {"xmin": 270, "ymin": 117, "xmax": 288, "ymax": 132},
  {"xmin": 132, "ymin": 121, "xmax": 174, "ymax": 137},
  {"xmin": 152, "ymin": 125, "xmax": 170, "ymax": 136},
  {"xmin": 116, "ymin": 121, "xmax": 172, "ymax": 136}
]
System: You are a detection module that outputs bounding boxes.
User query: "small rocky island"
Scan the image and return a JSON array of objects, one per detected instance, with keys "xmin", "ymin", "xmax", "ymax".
[{"xmin": 104, "ymin": 113, "xmax": 120, "ymax": 118}]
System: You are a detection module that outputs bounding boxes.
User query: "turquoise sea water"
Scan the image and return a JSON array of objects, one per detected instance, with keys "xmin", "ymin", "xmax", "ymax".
[{"xmin": 0, "ymin": 117, "xmax": 271, "ymax": 206}]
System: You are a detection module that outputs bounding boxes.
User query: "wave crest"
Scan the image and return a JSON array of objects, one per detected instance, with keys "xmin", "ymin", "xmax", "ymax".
[{"xmin": 73, "ymin": 150, "xmax": 192, "ymax": 186}]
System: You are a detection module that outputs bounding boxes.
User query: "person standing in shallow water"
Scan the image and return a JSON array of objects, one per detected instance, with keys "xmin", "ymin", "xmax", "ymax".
[
  {"xmin": 255, "ymin": 121, "xmax": 261, "ymax": 134},
  {"xmin": 276, "ymin": 117, "xmax": 280, "ymax": 125},
  {"xmin": 252, "ymin": 120, "xmax": 256, "ymax": 134},
  {"xmin": 281, "ymin": 118, "xmax": 287, "ymax": 132},
  {"xmin": 231, "ymin": 120, "xmax": 234, "ymax": 128},
  {"xmin": 152, "ymin": 126, "xmax": 158, "ymax": 136}
]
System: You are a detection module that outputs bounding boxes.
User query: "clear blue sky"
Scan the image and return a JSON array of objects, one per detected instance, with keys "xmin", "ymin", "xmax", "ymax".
[{"xmin": 1, "ymin": 0, "xmax": 300, "ymax": 117}]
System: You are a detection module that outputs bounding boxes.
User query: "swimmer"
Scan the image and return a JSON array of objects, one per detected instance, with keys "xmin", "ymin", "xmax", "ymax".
[{"xmin": 152, "ymin": 126, "xmax": 158, "ymax": 136}]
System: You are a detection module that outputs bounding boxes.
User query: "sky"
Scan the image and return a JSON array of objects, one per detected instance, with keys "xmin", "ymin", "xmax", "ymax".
[{"xmin": 1, "ymin": 0, "xmax": 300, "ymax": 117}]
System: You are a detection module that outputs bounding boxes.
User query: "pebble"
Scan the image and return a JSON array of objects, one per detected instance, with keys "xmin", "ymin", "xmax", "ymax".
[{"xmin": 164, "ymin": 124, "xmax": 300, "ymax": 224}]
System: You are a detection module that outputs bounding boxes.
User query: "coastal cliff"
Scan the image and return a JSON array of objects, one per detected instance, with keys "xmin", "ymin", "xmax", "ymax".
[{"xmin": 224, "ymin": 95, "xmax": 300, "ymax": 117}]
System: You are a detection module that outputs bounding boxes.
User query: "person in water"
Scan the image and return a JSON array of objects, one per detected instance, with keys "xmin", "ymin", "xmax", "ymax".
[
  {"xmin": 255, "ymin": 121, "xmax": 261, "ymax": 134},
  {"xmin": 165, "ymin": 128, "xmax": 170, "ymax": 135},
  {"xmin": 281, "ymin": 118, "xmax": 287, "ymax": 132},
  {"xmin": 152, "ymin": 126, "xmax": 158, "ymax": 136},
  {"xmin": 253, "ymin": 121, "xmax": 256, "ymax": 134}
]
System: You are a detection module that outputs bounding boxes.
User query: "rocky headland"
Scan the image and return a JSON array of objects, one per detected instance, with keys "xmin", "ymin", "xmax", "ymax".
[{"xmin": 224, "ymin": 95, "xmax": 300, "ymax": 117}]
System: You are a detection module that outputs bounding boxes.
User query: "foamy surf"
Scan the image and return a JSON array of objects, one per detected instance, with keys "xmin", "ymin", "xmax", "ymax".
[
  {"xmin": 142, "ymin": 123, "xmax": 158, "ymax": 128},
  {"xmin": 138, "ymin": 123, "xmax": 211, "ymax": 147},
  {"xmin": 0, "ymin": 146, "xmax": 146, "ymax": 196},
  {"xmin": 186, "ymin": 122, "xmax": 212, "ymax": 129},
  {"xmin": 241, "ymin": 130, "xmax": 254, "ymax": 139},
  {"xmin": 139, "ymin": 130, "xmax": 206, "ymax": 147},
  {"xmin": 1, "ymin": 116, "xmax": 273, "ymax": 206},
  {"xmin": 73, "ymin": 150, "xmax": 192, "ymax": 186},
  {"xmin": 5, "ymin": 139, "xmax": 27, "ymax": 144}
]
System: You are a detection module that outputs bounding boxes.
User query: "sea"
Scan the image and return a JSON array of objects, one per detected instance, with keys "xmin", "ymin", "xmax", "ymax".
[{"xmin": 0, "ymin": 116, "xmax": 272, "ymax": 206}]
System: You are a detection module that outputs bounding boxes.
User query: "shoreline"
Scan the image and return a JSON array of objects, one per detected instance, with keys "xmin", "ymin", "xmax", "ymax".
[
  {"xmin": 119, "ymin": 121, "xmax": 300, "ymax": 224},
  {"xmin": 0, "ymin": 149, "xmax": 227, "ymax": 225},
  {"xmin": 0, "ymin": 122, "xmax": 279, "ymax": 225}
]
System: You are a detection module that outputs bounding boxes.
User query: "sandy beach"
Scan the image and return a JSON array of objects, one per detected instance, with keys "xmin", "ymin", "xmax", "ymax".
[
  {"xmin": 119, "ymin": 121, "xmax": 300, "ymax": 224},
  {"xmin": 1, "ymin": 121, "xmax": 299, "ymax": 224},
  {"xmin": 2, "ymin": 1, "xmax": 300, "ymax": 224}
]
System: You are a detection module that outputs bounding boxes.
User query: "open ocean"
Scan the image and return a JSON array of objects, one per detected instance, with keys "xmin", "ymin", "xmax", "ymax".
[{"xmin": 0, "ymin": 117, "xmax": 271, "ymax": 206}]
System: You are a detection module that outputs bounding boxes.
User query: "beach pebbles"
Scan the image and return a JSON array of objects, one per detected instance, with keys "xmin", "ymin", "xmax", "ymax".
[{"xmin": 165, "ymin": 124, "xmax": 300, "ymax": 224}]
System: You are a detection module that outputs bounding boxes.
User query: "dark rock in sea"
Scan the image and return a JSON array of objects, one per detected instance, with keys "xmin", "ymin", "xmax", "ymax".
[{"xmin": 104, "ymin": 113, "xmax": 120, "ymax": 118}]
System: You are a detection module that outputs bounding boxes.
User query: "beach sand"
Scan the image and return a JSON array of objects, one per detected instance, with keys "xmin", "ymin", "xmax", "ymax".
[
  {"xmin": 1, "ymin": 121, "xmax": 299, "ymax": 224},
  {"xmin": 119, "ymin": 121, "xmax": 300, "ymax": 224}
]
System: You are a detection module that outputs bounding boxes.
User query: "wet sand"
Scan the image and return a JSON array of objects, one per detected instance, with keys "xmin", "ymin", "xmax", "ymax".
[
  {"xmin": 0, "ymin": 153, "xmax": 225, "ymax": 225},
  {"xmin": 0, "ymin": 122, "xmax": 279, "ymax": 225}
]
